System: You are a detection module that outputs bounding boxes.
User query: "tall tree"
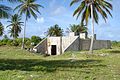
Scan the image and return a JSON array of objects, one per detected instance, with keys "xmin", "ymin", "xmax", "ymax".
[
  {"xmin": 0, "ymin": 5, "xmax": 11, "ymax": 19},
  {"xmin": 69, "ymin": 24, "xmax": 87, "ymax": 34},
  {"xmin": 46, "ymin": 24, "xmax": 63, "ymax": 36},
  {"xmin": 0, "ymin": 0, "xmax": 21, "ymax": 37},
  {"xmin": 7, "ymin": 14, "xmax": 23, "ymax": 39},
  {"xmin": 0, "ymin": 22, "xmax": 4, "ymax": 36},
  {"xmin": 14, "ymin": 0, "xmax": 44, "ymax": 49},
  {"xmin": 0, "ymin": 0, "xmax": 20, "ymax": 19},
  {"xmin": 0, "ymin": 0, "xmax": 23, "ymax": 18},
  {"xmin": 70, "ymin": 0, "xmax": 112, "ymax": 53}
]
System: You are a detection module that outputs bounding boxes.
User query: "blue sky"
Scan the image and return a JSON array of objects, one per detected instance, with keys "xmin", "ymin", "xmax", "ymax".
[{"xmin": 1, "ymin": 0, "xmax": 120, "ymax": 41}]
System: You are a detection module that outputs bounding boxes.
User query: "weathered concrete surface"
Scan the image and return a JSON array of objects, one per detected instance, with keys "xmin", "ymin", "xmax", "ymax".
[
  {"xmin": 47, "ymin": 37, "xmax": 61, "ymax": 55},
  {"xmin": 33, "ymin": 38, "xmax": 47, "ymax": 53},
  {"xmin": 47, "ymin": 36, "xmax": 78, "ymax": 55},
  {"xmin": 33, "ymin": 32, "xmax": 111, "ymax": 55},
  {"xmin": 62, "ymin": 36, "xmax": 78, "ymax": 52},
  {"xmin": 80, "ymin": 39, "xmax": 111, "ymax": 50},
  {"xmin": 64, "ymin": 37, "xmax": 80, "ymax": 52}
]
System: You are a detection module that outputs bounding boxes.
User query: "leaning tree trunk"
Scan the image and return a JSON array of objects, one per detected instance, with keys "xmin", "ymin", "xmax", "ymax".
[
  {"xmin": 89, "ymin": 4, "xmax": 94, "ymax": 54},
  {"xmin": 21, "ymin": 17, "xmax": 27, "ymax": 49}
]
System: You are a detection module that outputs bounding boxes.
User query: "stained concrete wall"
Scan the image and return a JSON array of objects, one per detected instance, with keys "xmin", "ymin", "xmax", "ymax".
[
  {"xmin": 33, "ymin": 36, "xmax": 111, "ymax": 55},
  {"xmin": 64, "ymin": 37, "xmax": 80, "ymax": 52},
  {"xmin": 47, "ymin": 36, "xmax": 78, "ymax": 55},
  {"xmin": 47, "ymin": 37, "xmax": 61, "ymax": 55},
  {"xmin": 33, "ymin": 38, "xmax": 47, "ymax": 53},
  {"xmin": 80, "ymin": 39, "xmax": 111, "ymax": 50},
  {"xmin": 62, "ymin": 36, "xmax": 78, "ymax": 52}
]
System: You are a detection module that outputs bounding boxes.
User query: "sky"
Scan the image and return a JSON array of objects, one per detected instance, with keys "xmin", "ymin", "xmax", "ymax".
[{"xmin": 1, "ymin": 0, "xmax": 120, "ymax": 41}]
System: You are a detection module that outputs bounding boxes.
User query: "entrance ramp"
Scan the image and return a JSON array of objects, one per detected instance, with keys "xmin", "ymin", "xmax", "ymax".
[
  {"xmin": 33, "ymin": 38, "xmax": 47, "ymax": 53},
  {"xmin": 63, "ymin": 36, "xmax": 79, "ymax": 52}
]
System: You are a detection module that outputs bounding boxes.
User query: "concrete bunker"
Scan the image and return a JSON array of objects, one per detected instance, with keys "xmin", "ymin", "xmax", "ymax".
[{"xmin": 33, "ymin": 32, "xmax": 111, "ymax": 55}]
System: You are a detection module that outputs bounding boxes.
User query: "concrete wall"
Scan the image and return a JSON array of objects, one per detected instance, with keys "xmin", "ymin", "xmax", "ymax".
[
  {"xmin": 62, "ymin": 36, "xmax": 78, "ymax": 52},
  {"xmin": 79, "ymin": 33, "xmax": 87, "ymax": 39},
  {"xmin": 33, "ymin": 38, "xmax": 47, "ymax": 53},
  {"xmin": 33, "ymin": 36, "xmax": 111, "ymax": 55},
  {"xmin": 47, "ymin": 36, "xmax": 78, "ymax": 55},
  {"xmin": 64, "ymin": 37, "xmax": 80, "ymax": 52},
  {"xmin": 47, "ymin": 37, "xmax": 61, "ymax": 55},
  {"xmin": 80, "ymin": 39, "xmax": 111, "ymax": 50}
]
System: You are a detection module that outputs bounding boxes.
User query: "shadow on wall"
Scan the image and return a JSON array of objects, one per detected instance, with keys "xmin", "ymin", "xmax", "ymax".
[{"xmin": 0, "ymin": 59, "xmax": 106, "ymax": 72}]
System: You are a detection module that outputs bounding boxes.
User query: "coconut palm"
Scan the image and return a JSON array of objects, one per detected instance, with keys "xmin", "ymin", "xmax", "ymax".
[
  {"xmin": 70, "ymin": 0, "xmax": 112, "ymax": 53},
  {"xmin": 69, "ymin": 24, "xmax": 87, "ymax": 34},
  {"xmin": 0, "ymin": 22, "xmax": 4, "ymax": 36},
  {"xmin": 14, "ymin": 0, "xmax": 44, "ymax": 49},
  {"xmin": 7, "ymin": 14, "xmax": 23, "ymax": 39},
  {"xmin": 46, "ymin": 24, "xmax": 63, "ymax": 36},
  {"xmin": 0, "ymin": 5, "xmax": 12, "ymax": 19},
  {"xmin": 0, "ymin": 0, "xmax": 20, "ymax": 19}
]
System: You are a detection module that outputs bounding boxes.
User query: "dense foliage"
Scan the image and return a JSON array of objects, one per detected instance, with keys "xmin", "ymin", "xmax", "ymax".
[
  {"xmin": 112, "ymin": 41, "xmax": 120, "ymax": 47},
  {"xmin": 0, "ymin": 36, "xmax": 42, "ymax": 48},
  {"xmin": 46, "ymin": 24, "xmax": 63, "ymax": 36}
]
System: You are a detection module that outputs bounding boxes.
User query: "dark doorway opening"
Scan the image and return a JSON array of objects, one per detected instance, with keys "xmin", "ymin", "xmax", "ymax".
[{"xmin": 51, "ymin": 45, "xmax": 57, "ymax": 55}]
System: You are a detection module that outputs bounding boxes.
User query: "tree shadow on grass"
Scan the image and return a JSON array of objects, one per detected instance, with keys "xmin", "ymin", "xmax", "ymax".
[
  {"xmin": 0, "ymin": 59, "xmax": 106, "ymax": 72},
  {"xmin": 107, "ymin": 50, "xmax": 120, "ymax": 54}
]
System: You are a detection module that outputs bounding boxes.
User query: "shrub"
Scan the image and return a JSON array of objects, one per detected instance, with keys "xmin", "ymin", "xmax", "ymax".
[
  {"xmin": 7, "ymin": 40, "xmax": 13, "ymax": 46},
  {"xmin": 1, "ymin": 39, "xmax": 9, "ymax": 45},
  {"xmin": 112, "ymin": 41, "xmax": 120, "ymax": 47},
  {"xmin": 25, "ymin": 39, "xmax": 31, "ymax": 48},
  {"xmin": 31, "ymin": 36, "xmax": 42, "ymax": 46},
  {"xmin": 15, "ymin": 38, "xmax": 22, "ymax": 46}
]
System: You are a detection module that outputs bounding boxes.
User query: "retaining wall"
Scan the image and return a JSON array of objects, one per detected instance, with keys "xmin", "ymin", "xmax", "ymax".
[{"xmin": 80, "ymin": 39, "xmax": 111, "ymax": 50}]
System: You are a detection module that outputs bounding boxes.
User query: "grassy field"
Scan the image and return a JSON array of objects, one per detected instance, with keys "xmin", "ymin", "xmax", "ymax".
[{"xmin": 0, "ymin": 46, "xmax": 120, "ymax": 80}]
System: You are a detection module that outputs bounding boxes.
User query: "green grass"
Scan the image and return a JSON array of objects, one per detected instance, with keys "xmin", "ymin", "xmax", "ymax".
[{"xmin": 0, "ymin": 46, "xmax": 120, "ymax": 80}]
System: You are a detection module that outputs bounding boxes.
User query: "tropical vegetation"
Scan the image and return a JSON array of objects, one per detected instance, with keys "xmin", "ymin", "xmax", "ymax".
[
  {"xmin": 68, "ymin": 24, "xmax": 87, "ymax": 35},
  {"xmin": 70, "ymin": 0, "xmax": 112, "ymax": 53},
  {"xmin": 7, "ymin": 14, "xmax": 23, "ymax": 39},
  {"xmin": 0, "ymin": 36, "xmax": 42, "ymax": 47},
  {"xmin": 46, "ymin": 24, "xmax": 63, "ymax": 36},
  {"xmin": 14, "ymin": 0, "xmax": 44, "ymax": 49},
  {"xmin": 0, "ymin": 22, "xmax": 4, "ymax": 36}
]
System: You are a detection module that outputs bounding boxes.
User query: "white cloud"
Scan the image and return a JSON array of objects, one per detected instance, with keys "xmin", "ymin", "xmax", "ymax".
[
  {"xmin": 36, "ymin": 17, "xmax": 45, "ymax": 23},
  {"xmin": 50, "ymin": 6, "xmax": 66, "ymax": 16}
]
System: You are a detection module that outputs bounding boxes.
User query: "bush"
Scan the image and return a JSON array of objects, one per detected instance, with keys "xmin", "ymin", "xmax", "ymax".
[
  {"xmin": 112, "ymin": 41, "xmax": 120, "ymax": 47},
  {"xmin": 31, "ymin": 36, "xmax": 42, "ymax": 46},
  {"xmin": 0, "ymin": 36, "xmax": 43, "ymax": 47},
  {"xmin": 11, "ymin": 40, "xmax": 19, "ymax": 46},
  {"xmin": 1, "ymin": 39, "xmax": 9, "ymax": 45},
  {"xmin": 25, "ymin": 39, "xmax": 31, "ymax": 48},
  {"xmin": 0, "ymin": 40, "xmax": 2, "ymax": 46},
  {"xmin": 7, "ymin": 40, "xmax": 13, "ymax": 46},
  {"xmin": 15, "ymin": 38, "xmax": 22, "ymax": 46}
]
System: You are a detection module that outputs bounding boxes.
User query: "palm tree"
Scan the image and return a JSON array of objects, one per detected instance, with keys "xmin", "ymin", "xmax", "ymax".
[
  {"xmin": 7, "ymin": 14, "xmax": 23, "ymax": 39},
  {"xmin": 14, "ymin": 0, "xmax": 44, "ymax": 49},
  {"xmin": 0, "ymin": 5, "xmax": 12, "ymax": 19},
  {"xmin": 69, "ymin": 24, "xmax": 87, "ymax": 35},
  {"xmin": 0, "ymin": 0, "xmax": 20, "ymax": 19},
  {"xmin": 0, "ymin": 0, "xmax": 19, "ymax": 31},
  {"xmin": 0, "ymin": 0, "xmax": 22, "ymax": 19},
  {"xmin": 0, "ymin": 22, "xmax": 4, "ymax": 36},
  {"xmin": 46, "ymin": 24, "xmax": 63, "ymax": 36},
  {"xmin": 70, "ymin": 0, "xmax": 112, "ymax": 53}
]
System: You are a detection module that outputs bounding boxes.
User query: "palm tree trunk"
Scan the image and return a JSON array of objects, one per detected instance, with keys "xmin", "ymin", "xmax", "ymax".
[
  {"xmin": 89, "ymin": 3, "xmax": 94, "ymax": 54},
  {"xmin": 14, "ymin": 26, "xmax": 16, "ymax": 40},
  {"xmin": 21, "ymin": 17, "xmax": 27, "ymax": 49}
]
